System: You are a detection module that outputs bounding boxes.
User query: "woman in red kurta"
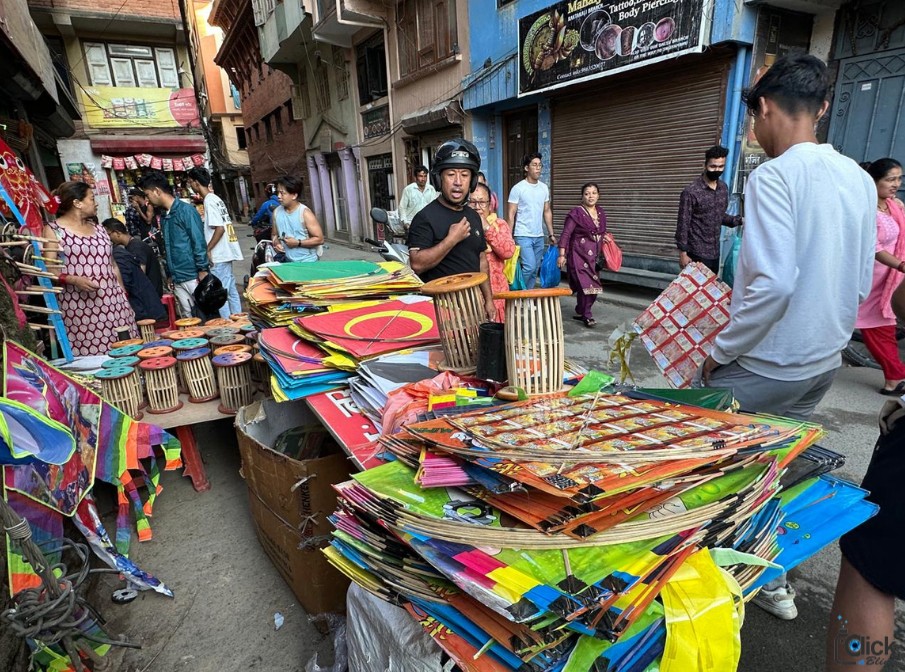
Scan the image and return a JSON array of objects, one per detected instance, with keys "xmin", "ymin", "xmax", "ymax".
[{"xmin": 469, "ymin": 183, "xmax": 515, "ymax": 322}]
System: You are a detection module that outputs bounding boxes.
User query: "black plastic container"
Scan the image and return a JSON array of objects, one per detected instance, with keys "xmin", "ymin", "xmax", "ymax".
[{"xmin": 476, "ymin": 322, "xmax": 507, "ymax": 383}]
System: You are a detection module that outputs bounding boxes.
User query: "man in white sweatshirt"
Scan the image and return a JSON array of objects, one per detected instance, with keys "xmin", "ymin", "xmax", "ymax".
[{"xmin": 701, "ymin": 53, "xmax": 877, "ymax": 619}]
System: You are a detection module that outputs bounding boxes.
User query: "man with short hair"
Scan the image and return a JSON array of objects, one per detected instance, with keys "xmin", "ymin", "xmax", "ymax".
[
  {"xmin": 701, "ymin": 53, "xmax": 877, "ymax": 620},
  {"xmin": 675, "ymin": 145, "xmax": 743, "ymax": 274},
  {"xmin": 138, "ymin": 170, "xmax": 209, "ymax": 318},
  {"xmin": 507, "ymin": 153, "xmax": 554, "ymax": 289},
  {"xmin": 398, "ymin": 165, "xmax": 437, "ymax": 230},
  {"xmin": 102, "ymin": 218, "xmax": 166, "ymax": 322},
  {"xmin": 125, "ymin": 188, "xmax": 155, "ymax": 239},
  {"xmin": 407, "ymin": 139, "xmax": 495, "ymax": 322},
  {"xmin": 187, "ymin": 167, "xmax": 244, "ymax": 318},
  {"xmin": 102, "ymin": 218, "xmax": 164, "ymax": 297}
]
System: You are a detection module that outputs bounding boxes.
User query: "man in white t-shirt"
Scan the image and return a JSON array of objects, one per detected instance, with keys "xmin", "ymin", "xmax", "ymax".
[
  {"xmin": 187, "ymin": 168, "xmax": 244, "ymax": 318},
  {"xmin": 507, "ymin": 152, "xmax": 555, "ymax": 289}
]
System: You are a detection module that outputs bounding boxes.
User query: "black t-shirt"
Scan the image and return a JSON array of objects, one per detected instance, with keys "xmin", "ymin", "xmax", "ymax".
[
  {"xmin": 126, "ymin": 237, "xmax": 164, "ymax": 297},
  {"xmin": 406, "ymin": 199, "xmax": 486, "ymax": 283}
]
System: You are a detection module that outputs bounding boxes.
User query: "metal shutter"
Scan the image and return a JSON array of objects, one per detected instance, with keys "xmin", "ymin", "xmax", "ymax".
[{"xmin": 551, "ymin": 50, "xmax": 732, "ymax": 264}]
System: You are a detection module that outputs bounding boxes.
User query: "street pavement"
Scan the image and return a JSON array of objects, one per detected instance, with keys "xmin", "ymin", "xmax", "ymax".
[{"xmin": 103, "ymin": 233, "xmax": 903, "ymax": 671}]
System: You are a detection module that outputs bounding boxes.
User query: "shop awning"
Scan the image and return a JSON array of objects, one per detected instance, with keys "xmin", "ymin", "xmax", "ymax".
[
  {"xmin": 399, "ymin": 100, "xmax": 464, "ymax": 135},
  {"xmin": 90, "ymin": 135, "xmax": 207, "ymax": 155}
]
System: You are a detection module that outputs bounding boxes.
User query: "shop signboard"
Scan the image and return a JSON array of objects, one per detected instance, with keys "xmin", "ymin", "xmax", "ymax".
[
  {"xmin": 362, "ymin": 105, "xmax": 391, "ymax": 140},
  {"xmin": 518, "ymin": 0, "xmax": 710, "ymax": 96},
  {"xmin": 78, "ymin": 86, "xmax": 201, "ymax": 129}
]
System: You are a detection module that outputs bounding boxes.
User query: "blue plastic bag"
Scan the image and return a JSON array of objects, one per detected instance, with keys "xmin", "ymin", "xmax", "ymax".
[
  {"xmin": 721, "ymin": 228, "xmax": 742, "ymax": 287},
  {"xmin": 539, "ymin": 245, "xmax": 560, "ymax": 289}
]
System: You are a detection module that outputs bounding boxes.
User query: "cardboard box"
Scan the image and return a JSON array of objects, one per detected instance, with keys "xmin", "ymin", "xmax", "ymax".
[{"xmin": 236, "ymin": 398, "xmax": 351, "ymax": 614}]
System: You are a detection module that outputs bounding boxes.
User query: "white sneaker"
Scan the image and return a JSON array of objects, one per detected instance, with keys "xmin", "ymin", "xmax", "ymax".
[{"xmin": 753, "ymin": 583, "xmax": 798, "ymax": 620}]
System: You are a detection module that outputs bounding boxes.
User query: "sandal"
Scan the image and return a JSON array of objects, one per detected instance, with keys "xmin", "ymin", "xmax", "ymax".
[
  {"xmin": 572, "ymin": 315, "xmax": 585, "ymax": 322},
  {"xmin": 879, "ymin": 381, "xmax": 905, "ymax": 396},
  {"xmin": 583, "ymin": 318, "xmax": 596, "ymax": 328}
]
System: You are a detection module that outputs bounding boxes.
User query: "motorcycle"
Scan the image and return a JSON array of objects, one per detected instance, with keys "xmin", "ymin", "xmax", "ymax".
[{"xmin": 366, "ymin": 207, "xmax": 409, "ymax": 265}]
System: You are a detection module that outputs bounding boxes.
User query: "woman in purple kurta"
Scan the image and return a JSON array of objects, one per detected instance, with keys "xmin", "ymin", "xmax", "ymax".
[{"xmin": 558, "ymin": 182, "xmax": 607, "ymax": 327}]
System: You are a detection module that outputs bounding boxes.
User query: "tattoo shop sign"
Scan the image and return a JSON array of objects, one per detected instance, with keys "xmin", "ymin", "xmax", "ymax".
[{"xmin": 518, "ymin": 0, "xmax": 710, "ymax": 95}]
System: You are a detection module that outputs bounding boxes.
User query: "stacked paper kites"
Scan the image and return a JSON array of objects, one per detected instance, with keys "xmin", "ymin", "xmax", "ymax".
[
  {"xmin": 256, "ymin": 326, "xmax": 351, "ymax": 400},
  {"xmin": 247, "ymin": 260, "xmax": 423, "ymax": 326},
  {"xmin": 323, "ymin": 392, "xmax": 877, "ymax": 671}
]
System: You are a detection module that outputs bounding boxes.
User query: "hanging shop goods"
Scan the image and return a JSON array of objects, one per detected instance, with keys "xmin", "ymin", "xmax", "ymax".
[
  {"xmin": 518, "ymin": 0, "xmax": 709, "ymax": 95},
  {"xmin": 324, "ymin": 390, "xmax": 877, "ymax": 671},
  {"xmin": 550, "ymin": 50, "xmax": 732, "ymax": 260},
  {"xmin": 420, "ymin": 272, "xmax": 488, "ymax": 374}
]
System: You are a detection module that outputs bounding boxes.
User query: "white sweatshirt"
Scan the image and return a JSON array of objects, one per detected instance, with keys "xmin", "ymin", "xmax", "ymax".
[{"xmin": 711, "ymin": 142, "xmax": 877, "ymax": 381}]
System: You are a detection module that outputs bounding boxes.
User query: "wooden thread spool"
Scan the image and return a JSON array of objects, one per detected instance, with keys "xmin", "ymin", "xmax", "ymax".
[
  {"xmin": 103, "ymin": 355, "xmax": 140, "ymax": 369},
  {"xmin": 138, "ymin": 345, "xmax": 174, "ymax": 360},
  {"xmin": 496, "ymin": 287, "xmax": 572, "ymax": 396},
  {"xmin": 213, "ymin": 351, "xmax": 253, "ymax": 415},
  {"xmin": 230, "ymin": 313, "xmax": 249, "ymax": 322},
  {"xmin": 421, "ymin": 272, "xmax": 488, "ymax": 374},
  {"xmin": 167, "ymin": 328, "xmax": 205, "ymax": 341},
  {"xmin": 172, "ymin": 337, "xmax": 209, "ymax": 352},
  {"xmin": 96, "ymin": 366, "xmax": 142, "ymax": 419},
  {"xmin": 175, "ymin": 317, "xmax": 202, "ymax": 330},
  {"xmin": 205, "ymin": 326, "xmax": 240, "ymax": 339},
  {"xmin": 112, "ymin": 338, "xmax": 144, "ymax": 349},
  {"xmin": 139, "ymin": 356, "xmax": 183, "ymax": 413},
  {"xmin": 176, "ymin": 347, "xmax": 219, "ymax": 403},
  {"xmin": 213, "ymin": 344, "xmax": 253, "ymax": 356},
  {"xmin": 252, "ymin": 352, "xmax": 271, "ymax": 394},
  {"xmin": 238, "ymin": 324, "xmax": 257, "ymax": 335},
  {"xmin": 210, "ymin": 334, "xmax": 245, "ymax": 348},
  {"xmin": 204, "ymin": 318, "xmax": 233, "ymax": 328},
  {"xmin": 114, "ymin": 325, "xmax": 134, "ymax": 341},
  {"xmin": 142, "ymin": 339, "xmax": 174, "ymax": 349},
  {"xmin": 109, "ymin": 344, "xmax": 144, "ymax": 358},
  {"xmin": 137, "ymin": 319, "xmax": 157, "ymax": 343}
]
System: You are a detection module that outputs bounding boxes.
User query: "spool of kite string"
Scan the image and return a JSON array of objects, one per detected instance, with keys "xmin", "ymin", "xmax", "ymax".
[
  {"xmin": 175, "ymin": 317, "xmax": 202, "ymax": 330},
  {"xmin": 420, "ymin": 272, "xmax": 487, "ymax": 374},
  {"xmin": 496, "ymin": 287, "xmax": 572, "ymax": 396},
  {"xmin": 96, "ymin": 366, "xmax": 142, "ymax": 420},
  {"xmin": 213, "ymin": 351, "xmax": 253, "ymax": 415},
  {"xmin": 139, "ymin": 356, "xmax": 183, "ymax": 414},
  {"xmin": 137, "ymin": 319, "xmax": 156, "ymax": 343},
  {"xmin": 252, "ymin": 352, "xmax": 271, "ymax": 394},
  {"xmin": 176, "ymin": 347, "xmax": 219, "ymax": 403}
]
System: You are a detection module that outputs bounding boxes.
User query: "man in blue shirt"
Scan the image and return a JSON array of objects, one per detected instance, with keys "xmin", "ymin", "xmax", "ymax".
[
  {"xmin": 138, "ymin": 170, "xmax": 209, "ymax": 317},
  {"xmin": 250, "ymin": 183, "xmax": 280, "ymax": 230}
]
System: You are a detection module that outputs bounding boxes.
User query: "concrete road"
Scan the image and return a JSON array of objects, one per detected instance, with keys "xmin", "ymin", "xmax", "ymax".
[{"xmin": 103, "ymin": 236, "xmax": 903, "ymax": 671}]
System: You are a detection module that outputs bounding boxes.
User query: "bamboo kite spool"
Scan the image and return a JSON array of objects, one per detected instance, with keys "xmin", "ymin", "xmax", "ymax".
[
  {"xmin": 420, "ymin": 272, "xmax": 488, "ymax": 374},
  {"xmin": 204, "ymin": 318, "xmax": 233, "ymax": 328},
  {"xmin": 95, "ymin": 366, "xmax": 142, "ymax": 420},
  {"xmin": 175, "ymin": 317, "xmax": 201, "ymax": 330},
  {"xmin": 137, "ymin": 345, "xmax": 174, "ymax": 360},
  {"xmin": 176, "ymin": 347, "xmax": 219, "ymax": 403},
  {"xmin": 111, "ymin": 337, "xmax": 143, "ymax": 350},
  {"xmin": 212, "ymin": 351, "xmax": 253, "ymax": 415},
  {"xmin": 108, "ymin": 344, "xmax": 144, "ymax": 358},
  {"xmin": 139, "ymin": 356, "xmax": 183, "ymax": 414},
  {"xmin": 205, "ymin": 326, "xmax": 239, "ymax": 339},
  {"xmin": 252, "ymin": 352, "xmax": 271, "ymax": 393},
  {"xmin": 103, "ymin": 355, "xmax": 140, "ymax": 369},
  {"xmin": 495, "ymin": 287, "xmax": 572, "ymax": 396},
  {"xmin": 230, "ymin": 313, "xmax": 248, "ymax": 322},
  {"xmin": 213, "ymin": 344, "xmax": 253, "ymax": 356},
  {"xmin": 137, "ymin": 319, "xmax": 157, "ymax": 343},
  {"xmin": 210, "ymin": 333, "xmax": 245, "ymax": 348}
]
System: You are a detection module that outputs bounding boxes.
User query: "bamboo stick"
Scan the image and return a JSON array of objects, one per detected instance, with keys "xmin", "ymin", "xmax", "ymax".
[
  {"xmin": 15, "ymin": 288, "xmax": 62, "ymax": 295},
  {"xmin": 20, "ymin": 305, "xmax": 61, "ymax": 315}
]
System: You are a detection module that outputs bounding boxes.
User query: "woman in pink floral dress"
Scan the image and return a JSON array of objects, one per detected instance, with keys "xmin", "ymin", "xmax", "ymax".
[
  {"xmin": 469, "ymin": 182, "xmax": 515, "ymax": 322},
  {"xmin": 43, "ymin": 182, "xmax": 136, "ymax": 356}
]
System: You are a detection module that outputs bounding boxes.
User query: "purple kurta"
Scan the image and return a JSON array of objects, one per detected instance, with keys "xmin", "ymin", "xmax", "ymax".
[{"xmin": 561, "ymin": 205, "xmax": 607, "ymax": 295}]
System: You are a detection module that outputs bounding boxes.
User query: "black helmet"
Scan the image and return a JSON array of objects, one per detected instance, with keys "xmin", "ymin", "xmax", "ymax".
[
  {"xmin": 193, "ymin": 273, "xmax": 227, "ymax": 315},
  {"xmin": 430, "ymin": 138, "xmax": 481, "ymax": 193}
]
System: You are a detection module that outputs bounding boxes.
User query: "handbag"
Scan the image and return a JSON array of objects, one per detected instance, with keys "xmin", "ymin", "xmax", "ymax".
[
  {"xmin": 600, "ymin": 234, "xmax": 623, "ymax": 272},
  {"xmin": 721, "ymin": 227, "xmax": 742, "ymax": 287},
  {"xmin": 503, "ymin": 245, "xmax": 520, "ymax": 284}
]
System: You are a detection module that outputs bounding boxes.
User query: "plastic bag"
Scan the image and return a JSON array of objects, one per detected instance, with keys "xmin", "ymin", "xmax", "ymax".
[
  {"xmin": 305, "ymin": 614, "xmax": 348, "ymax": 672},
  {"xmin": 539, "ymin": 245, "xmax": 560, "ymax": 288},
  {"xmin": 601, "ymin": 234, "xmax": 623, "ymax": 272},
  {"xmin": 721, "ymin": 228, "xmax": 742, "ymax": 288},
  {"xmin": 503, "ymin": 245, "xmax": 520, "ymax": 284},
  {"xmin": 509, "ymin": 258, "xmax": 527, "ymax": 290}
]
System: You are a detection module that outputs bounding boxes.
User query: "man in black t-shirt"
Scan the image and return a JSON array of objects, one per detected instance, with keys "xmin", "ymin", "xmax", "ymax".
[{"xmin": 407, "ymin": 139, "xmax": 495, "ymax": 321}]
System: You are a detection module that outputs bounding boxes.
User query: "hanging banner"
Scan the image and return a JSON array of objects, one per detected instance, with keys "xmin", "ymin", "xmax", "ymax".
[
  {"xmin": 518, "ymin": 0, "xmax": 710, "ymax": 96},
  {"xmin": 78, "ymin": 86, "xmax": 200, "ymax": 129}
]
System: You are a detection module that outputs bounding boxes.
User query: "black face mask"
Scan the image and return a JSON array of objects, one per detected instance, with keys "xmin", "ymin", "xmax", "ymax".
[{"xmin": 705, "ymin": 170, "xmax": 724, "ymax": 181}]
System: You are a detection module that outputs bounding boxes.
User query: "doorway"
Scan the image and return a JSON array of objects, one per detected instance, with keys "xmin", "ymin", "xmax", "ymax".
[{"xmin": 503, "ymin": 107, "xmax": 539, "ymax": 200}]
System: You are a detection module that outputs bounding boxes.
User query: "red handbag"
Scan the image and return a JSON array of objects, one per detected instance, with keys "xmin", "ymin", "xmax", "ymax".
[{"xmin": 601, "ymin": 234, "xmax": 623, "ymax": 272}]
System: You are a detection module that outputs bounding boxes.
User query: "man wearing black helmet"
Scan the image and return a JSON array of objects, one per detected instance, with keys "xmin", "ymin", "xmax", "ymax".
[{"xmin": 407, "ymin": 139, "xmax": 496, "ymax": 321}]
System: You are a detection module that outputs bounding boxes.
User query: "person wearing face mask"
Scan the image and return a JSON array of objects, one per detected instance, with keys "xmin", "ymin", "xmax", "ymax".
[{"xmin": 675, "ymin": 145, "xmax": 742, "ymax": 274}]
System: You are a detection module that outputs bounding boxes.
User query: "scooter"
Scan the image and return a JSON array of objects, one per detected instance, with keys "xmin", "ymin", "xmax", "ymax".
[{"xmin": 365, "ymin": 207, "xmax": 409, "ymax": 265}]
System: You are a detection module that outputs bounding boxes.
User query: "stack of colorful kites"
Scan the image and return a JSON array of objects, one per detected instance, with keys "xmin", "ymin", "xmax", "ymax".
[
  {"xmin": 322, "ymin": 391, "xmax": 877, "ymax": 671},
  {"xmin": 246, "ymin": 260, "xmax": 423, "ymax": 327}
]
